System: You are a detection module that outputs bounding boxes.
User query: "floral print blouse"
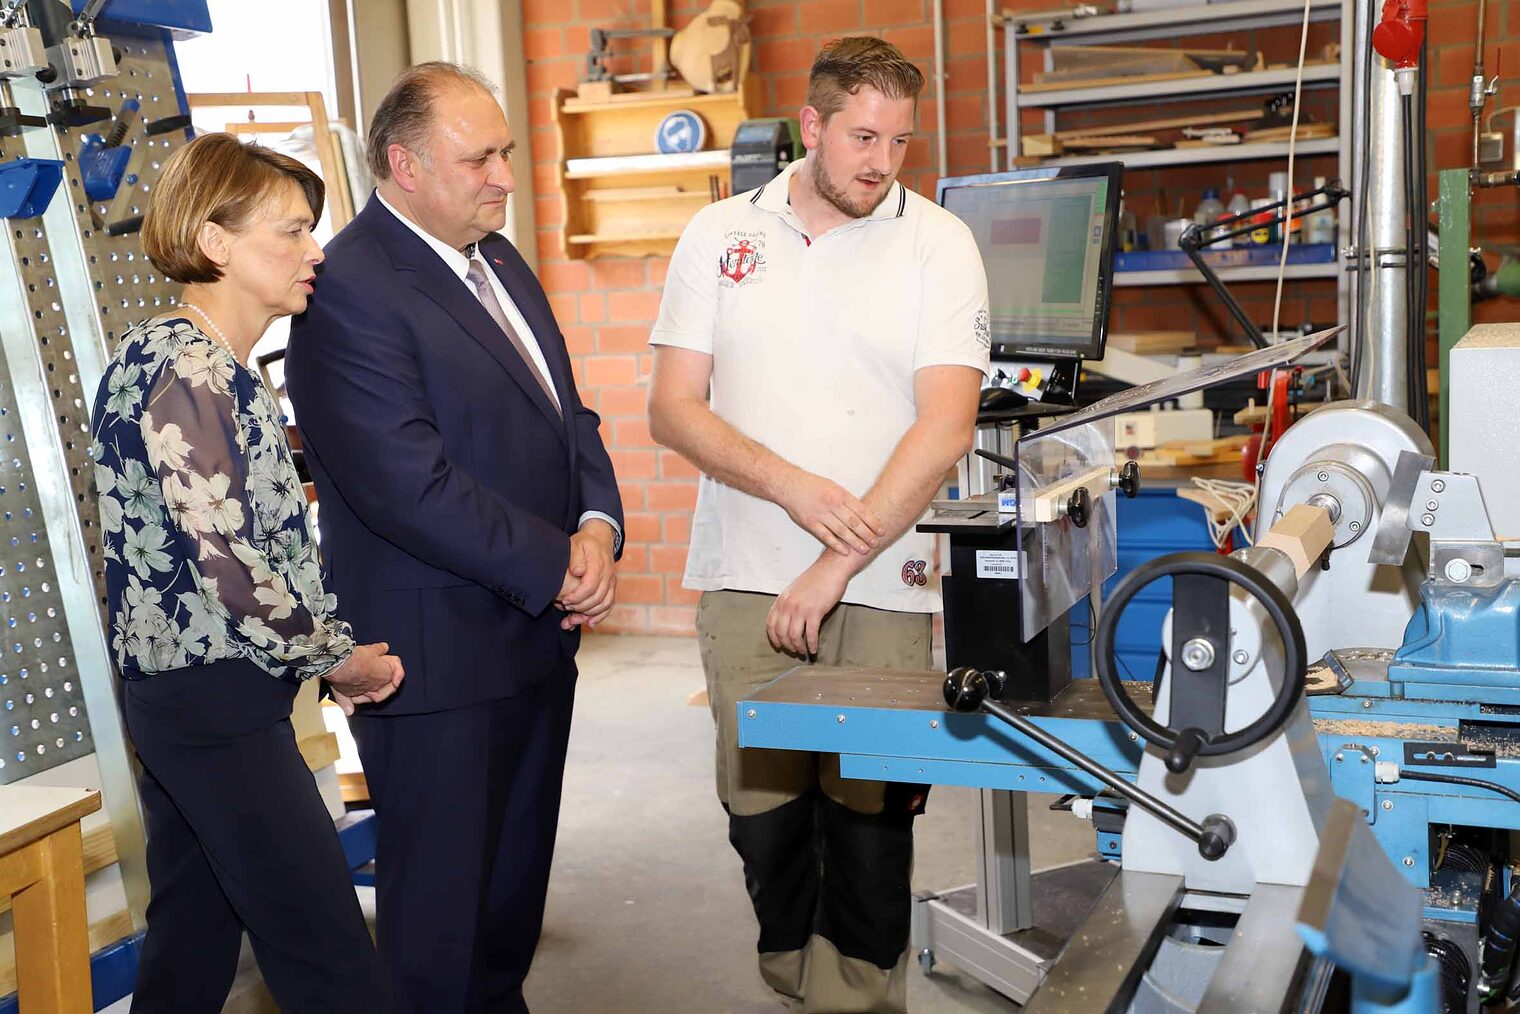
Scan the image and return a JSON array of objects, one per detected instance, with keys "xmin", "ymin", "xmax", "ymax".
[{"xmin": 89, "ymin": 317, "xmax": 354, "ymax": 682}]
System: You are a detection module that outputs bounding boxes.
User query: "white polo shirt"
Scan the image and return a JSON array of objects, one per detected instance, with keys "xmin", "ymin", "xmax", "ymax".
[{"xmin": 650, "ymin": 157, "xmax": 991, "ymax": 613}]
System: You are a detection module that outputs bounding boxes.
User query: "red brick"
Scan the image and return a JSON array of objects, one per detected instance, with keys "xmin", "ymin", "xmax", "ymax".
[
  {"xmin": 607, "ymin": 288, "xmax": 663, "ymax": 324},
  {"xmin": 548, "ymin": 291, "xmax": 579, "ymax": 324},
  {"xmin": 800, "ymin": 0, "xmax": 862, "ymax": 35},
  {"xmin": 761, "ymin": 37, "xmax": 824, "ymax": 74},
  {"xmin": 595, "ymin": 604, "xmax": 647, "ymax": 634},
  {"xmin": 648, "ymin": 606, "xmax": 699, "ymax": 635},
  {"xmin": 531, "ymin": 160, "xmax": 560, "ymax": 193},
  {"xmin": 525, "ymin": 58, "xmax": 579, "ymax": 97},
  {"xmin": 585, "ymin": 353, "xmax": 640, "ymax": 387},
  {"xmin": 598, "ymin": 385, "xmax": 648, "ymax": 417},
  {"xmin": 863, "ymin": 0, "xmax": 926, "ymax": 25},
  {"xmin": 523, "ymin": 26, "xmax": 563, "ymax": 61},
  {"xmin": 614, "ymin": 416, "xmax": 658, "ymax": 448},
  {"xmin": 664, "ymin": 583, "xmax": 704, "ymax": 607},
  {"xmin": 751, "ymin": 4, "xmax": 801, "ymax": 37},
  {"xmin": 1427, "ymin": 5, "xmax": 1478, "ymax": 48},
  {"xmin": 617, "ymin": 574, "xmax": 663, "ymax": 604},
  {"xmin": 576, "ymin": 292, "xmax": 606, "ymax": 323},
  {"xmin": 624, "ymin": 512, "xmax": 660, "ymax": 543},
  {"xmin": 617, "ymin": 480, "xmax": 646, "ymax": 510},
  {"xmin": 562, "ymin": 324, "xmax": 595, "ymax": 355},
  {"xmin": 534, "ymin": 194, "xmax": 561, "ymax": 231},
  {"xmin": 522, "ymin": 0, "xmax": 566, "ymax": 22},
  {"xmin": 610, "ymin": 447, "xmax": 657, "ymax": 478},
  {"xmin": 577, "ymin": 0, "xmax": 641, "ymax": 22},
  {"xmin": 773, "ymin": 72, "xmax": 812, "ymax": 112},
  {"xmin": 540, "ymin": 259, "xmax": 590, "ymax": 294},
  {"xmin": 590, "ymin": 259, "xmax": 647, "ymax": 290},
  {"xmin": 651, "ymin": 544, "xmax": 690, "ymax": 575},
  {"xmin": 664, "ymin": 512, "xmax": 693, "ymax": 544},
  {"xmin": 648, "ymin": 259, "xmax": 671, "ymax": 287},
  {"xmin": 598, "ymin": 324, "xmax": 652, "ymax": 353},
  {"xmin": 648, "ymin": 481, "xmax": 699, "ymax": 512},
  {"xmin": 616, "ymin": 544, "xmax": 649, "ymax": 573},
  {"xmin": 882, "ymin": 25, "xmax": 934, "ymax": 62},
  {"xmin": 659, "ymin": 449, "xmax": 700, "ymax": 480}
]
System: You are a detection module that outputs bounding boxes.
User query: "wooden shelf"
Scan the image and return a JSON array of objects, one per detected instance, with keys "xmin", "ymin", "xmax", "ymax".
[{"xmin": 554, "ymin": 77, "xmax": 758, "ymax": 260}]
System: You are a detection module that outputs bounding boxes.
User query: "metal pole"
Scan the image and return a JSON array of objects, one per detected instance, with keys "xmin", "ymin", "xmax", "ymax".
[{"xmin": 1357, "ymin": 52, "xmax": 1409, "ymax": 411}]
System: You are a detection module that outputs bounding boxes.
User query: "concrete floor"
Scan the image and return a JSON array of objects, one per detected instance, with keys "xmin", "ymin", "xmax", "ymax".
[{"xmin": 106, "ymin": 633, "xmax": 1099, "ymax": 1013}]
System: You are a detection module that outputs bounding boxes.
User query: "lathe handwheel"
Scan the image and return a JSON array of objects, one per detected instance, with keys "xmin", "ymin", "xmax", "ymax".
[{"xmin": 1093, "ymin": 552, "xmax": 1307, "ymax": 773}]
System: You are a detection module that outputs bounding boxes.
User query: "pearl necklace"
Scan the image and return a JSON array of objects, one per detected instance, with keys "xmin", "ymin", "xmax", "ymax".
[{"xmin": 178, "ymin": 302, "xmax": 242, "ymax": 363}]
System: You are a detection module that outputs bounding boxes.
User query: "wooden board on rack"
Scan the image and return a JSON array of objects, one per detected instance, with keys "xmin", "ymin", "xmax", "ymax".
[
  {"xmin": 1106, "ymin": 331, "xmax": 1197, "ymax": 354},
  {"xmin": 1036, "ymin": 44, "xmax": 1250, "ymax": 84},
  {"xmin": 1242, "ymin": 121, "xmax": 1336, "ymax": 142}
]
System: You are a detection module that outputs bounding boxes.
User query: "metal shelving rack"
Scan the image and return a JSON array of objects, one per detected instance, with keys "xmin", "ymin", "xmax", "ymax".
[{"xmin": 994, "ymin": 0, "xmax": 1354, "ymax": 314}]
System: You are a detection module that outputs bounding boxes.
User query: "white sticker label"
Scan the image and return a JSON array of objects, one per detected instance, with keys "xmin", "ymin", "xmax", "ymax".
[{"xmin": 975, "ymin": 549, "xmax": 1025, "ymax": 580}]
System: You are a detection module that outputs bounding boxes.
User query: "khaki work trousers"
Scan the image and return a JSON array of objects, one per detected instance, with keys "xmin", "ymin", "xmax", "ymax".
[{"xmin": 698, "ymin": 590, "xmax": 933, "ymax": 1014}]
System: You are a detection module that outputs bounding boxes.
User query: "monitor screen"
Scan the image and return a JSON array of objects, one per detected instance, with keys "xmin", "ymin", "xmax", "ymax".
[{"xmin": 937, "ymin": 164, "xmax": 1120, "ymax": 361}]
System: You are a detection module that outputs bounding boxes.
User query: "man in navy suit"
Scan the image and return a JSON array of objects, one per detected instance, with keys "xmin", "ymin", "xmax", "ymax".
[{"xmin": 285, "ymin": 62, "xmax": 622, "ymax": 1013}]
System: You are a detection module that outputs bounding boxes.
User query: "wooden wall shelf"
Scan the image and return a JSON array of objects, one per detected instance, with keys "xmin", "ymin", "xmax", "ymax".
[{"xmin": 554, "ymin": 77, "xmax": 758, "ymax": 260}]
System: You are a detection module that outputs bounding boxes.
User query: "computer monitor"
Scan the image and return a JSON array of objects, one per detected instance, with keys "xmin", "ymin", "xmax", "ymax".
[{"xmin": 937, "ymin": 163, "xmax": 1121, "ymax": 362}]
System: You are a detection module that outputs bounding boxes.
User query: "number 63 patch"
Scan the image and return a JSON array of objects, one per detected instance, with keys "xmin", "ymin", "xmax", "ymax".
[{"xmin": 900, "ymin": 559, "xmax": 928, "ymax": 587}]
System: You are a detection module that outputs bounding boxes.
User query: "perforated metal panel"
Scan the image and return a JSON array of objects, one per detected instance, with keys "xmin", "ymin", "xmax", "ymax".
[
  {"xmin": 0, "ymin": 197, "xmax": 94, "ymax": 781},
  {"xmin": 0, "ymin": 35, "xmax": 186, "ymax": 784},
  {"xmin": 45, "ymin": 33, "xmax": 187, "ymax": 604}
]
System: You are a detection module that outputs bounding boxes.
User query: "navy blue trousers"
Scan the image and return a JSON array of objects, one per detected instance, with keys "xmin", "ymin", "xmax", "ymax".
[
  {"xmin": 124, "ymin": 658, "xmax": 389, "ymax": 1013},
  {"xmin": 350, "ymin": 661, "xmax": 577, "ymax": 1013}
]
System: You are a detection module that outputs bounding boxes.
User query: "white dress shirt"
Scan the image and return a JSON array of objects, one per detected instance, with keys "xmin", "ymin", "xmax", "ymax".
[{"xmin": 374, "ymin": 193, "xmax": 621, "ymax": 548}]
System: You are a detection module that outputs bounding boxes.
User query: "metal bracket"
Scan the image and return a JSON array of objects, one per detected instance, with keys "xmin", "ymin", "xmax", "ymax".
[{"xmin": 1328, "ymin": 744, "xmax": 1378, "ymax": 824}]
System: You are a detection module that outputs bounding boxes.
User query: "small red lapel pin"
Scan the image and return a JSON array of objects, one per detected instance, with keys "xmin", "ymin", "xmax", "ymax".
[{"xmin": 493, "ymin": 258, "xmax": 505, "ymax": 266}]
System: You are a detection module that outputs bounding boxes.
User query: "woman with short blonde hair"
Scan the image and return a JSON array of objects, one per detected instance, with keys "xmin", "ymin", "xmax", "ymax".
[{"xmin": 91, "ymin": 132, "xmax": 398, "ymax": 1012}]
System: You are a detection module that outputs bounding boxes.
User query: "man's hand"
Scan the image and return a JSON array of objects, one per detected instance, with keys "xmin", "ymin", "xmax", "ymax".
[
  {"xmin": 767, "ymin": 553, "xmax": 854, "ymax": 657},
  {"xmin": 557, "ymin": 520, "xmax": 618, "ymax": 630},
  {"xmin": 328, "ymin": 642, "xmax": 405, "ymax": 715},
  {"xmin": 778, "ymin": 469, "xmax": 885, "ymax": 557}
]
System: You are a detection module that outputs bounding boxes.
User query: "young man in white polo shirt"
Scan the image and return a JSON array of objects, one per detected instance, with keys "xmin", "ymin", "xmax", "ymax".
[{"xmin": 648, "ymin": 37, "xmax": 990, "ymax": 1013}]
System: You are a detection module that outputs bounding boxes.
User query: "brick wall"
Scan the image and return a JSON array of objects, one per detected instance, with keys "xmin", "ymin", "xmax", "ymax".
[{"xmin": 519, "ymin": 0, "xmax": 1520, "ymax": 636}]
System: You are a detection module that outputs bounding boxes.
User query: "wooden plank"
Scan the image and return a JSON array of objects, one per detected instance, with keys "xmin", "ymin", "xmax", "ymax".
[
  {"xmin": 0, "ymin": 907, "xmax": 134, "ymax": 997},
  {"xmin": 338, "ymin": 772, "xmax": 371, "ymax": 805},
  {"xmin": 0, "ymin": 825, "xmax": 117, "ymax": 918},
  {"xmin": 0, "ymin": 788, "xmax": 100, "ymax": 859},
  {"xmin": 1032, "ymin": 466, "xmax": 1114, "ymax": 523},
  {"xmin": 1060, "ymin": 134, "xmax": 1159, "ymax": 150},
  {"xmin": 1242, "ymin": 121, "xmax": 1335, "ymax": 142},
  {"xmin": 188, "ymin": 91, "xmax": 313, "ymax": 108},
  {"xmin": 12, "ymin": 824, "xmax": 92, "ymax": 1012},
  {"xmin": 297, "ymin": 731, "xmax": 341, "ymax": 773},
  {"xmin": 304, "ymin": 91, "xmax": 354, "ymax": 229},
  {"xmin": 582, "ymin": 186, "xmax": 704, "ymax": 202},
  {"xmin": 1054, "ymin": 108, "xmax": 1263, "ymax": 140},
  {"xmin": 1106, "ymin": 330, "xmax": 1196, "ymax": 354}
]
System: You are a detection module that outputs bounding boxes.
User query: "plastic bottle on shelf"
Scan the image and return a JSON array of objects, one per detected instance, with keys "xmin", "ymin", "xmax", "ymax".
[
  {"xmin": 1305, "ymin": 175, "xmax": 1338, "ymax": 246},
  {"xmin": 1216, "ymin": 189, "xmax": 1248, "ymax": 249},
  {"xmin": 1194, "ymin": 187, "xmax": 1224, "ymax": 243},
  {"xmin": 1118, "ymin": 196, "xmax": 1138, "ymax": 252}
]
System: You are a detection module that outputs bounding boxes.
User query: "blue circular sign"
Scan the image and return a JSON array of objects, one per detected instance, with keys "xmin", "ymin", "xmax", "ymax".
[{"xmin": 655, "ymin": 110, "xmax": 707, "ymax": 154}]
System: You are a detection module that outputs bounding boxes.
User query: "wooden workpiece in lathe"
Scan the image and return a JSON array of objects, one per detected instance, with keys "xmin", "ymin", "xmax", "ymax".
[{"xmin": 1256, "ymin": 504, "xmax": 1335, "ymax": 578}]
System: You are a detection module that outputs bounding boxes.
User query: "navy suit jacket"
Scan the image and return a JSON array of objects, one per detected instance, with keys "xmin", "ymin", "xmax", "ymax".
[{"xmin": 285, "ymin": 196, "xmax": 621, "ymax": 715}]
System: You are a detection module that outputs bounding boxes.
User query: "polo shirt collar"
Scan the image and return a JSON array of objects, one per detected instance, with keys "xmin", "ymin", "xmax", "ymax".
[{"xmin": 750, "ymin": 156, "xmax": 907, "ymax": 223}]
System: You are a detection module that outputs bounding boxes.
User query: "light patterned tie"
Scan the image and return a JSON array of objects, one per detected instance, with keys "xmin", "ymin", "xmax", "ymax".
[{"xmin": 465, "ymin": 259, "xmax": 562, "ymax": 417}]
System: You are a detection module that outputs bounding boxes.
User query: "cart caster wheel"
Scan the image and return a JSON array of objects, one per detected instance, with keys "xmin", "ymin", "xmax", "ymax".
[{"xmin": 919, "ymin": 947, "xmax": 935, "ymax": 975}]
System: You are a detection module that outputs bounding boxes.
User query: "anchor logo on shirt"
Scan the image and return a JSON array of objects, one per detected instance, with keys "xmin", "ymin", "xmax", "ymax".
[{"xmin": 719, "ymin": 239, "xmax": 761, "ymax": 284}]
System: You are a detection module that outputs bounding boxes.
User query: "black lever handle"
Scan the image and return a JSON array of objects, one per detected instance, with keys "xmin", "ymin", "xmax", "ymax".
[
  {"xmin": 1167, "ymin": 727, "xmax": 1207, "ymax": 774},
  {"xmin": 943, "ymin": 667, "xmax": 1233, "ymax": 861}
]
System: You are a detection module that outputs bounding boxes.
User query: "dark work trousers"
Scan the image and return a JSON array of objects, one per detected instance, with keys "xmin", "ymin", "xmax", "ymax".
[
  {"xmin": 123, "ymin": 658, "xmax": 390, "ymax": 1014},
  {"xmin": 349, "ymin": 660, "xmax": 578, "ymax": 1014}
]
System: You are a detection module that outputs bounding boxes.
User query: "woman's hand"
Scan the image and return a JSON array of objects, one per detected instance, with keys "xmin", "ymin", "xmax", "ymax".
[{"xmin": 327, "ymin": 642, "xmax": 405, "ymax": 715}]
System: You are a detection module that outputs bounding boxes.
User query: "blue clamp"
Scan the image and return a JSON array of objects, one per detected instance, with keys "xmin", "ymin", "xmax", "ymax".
[
  {"xmin": 79, "ymin": 99, "xmax": 141, "ymax": 202},
  {"xmin": 0, "ymin": 159, "xmax": 65, "ymax": 219}
]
